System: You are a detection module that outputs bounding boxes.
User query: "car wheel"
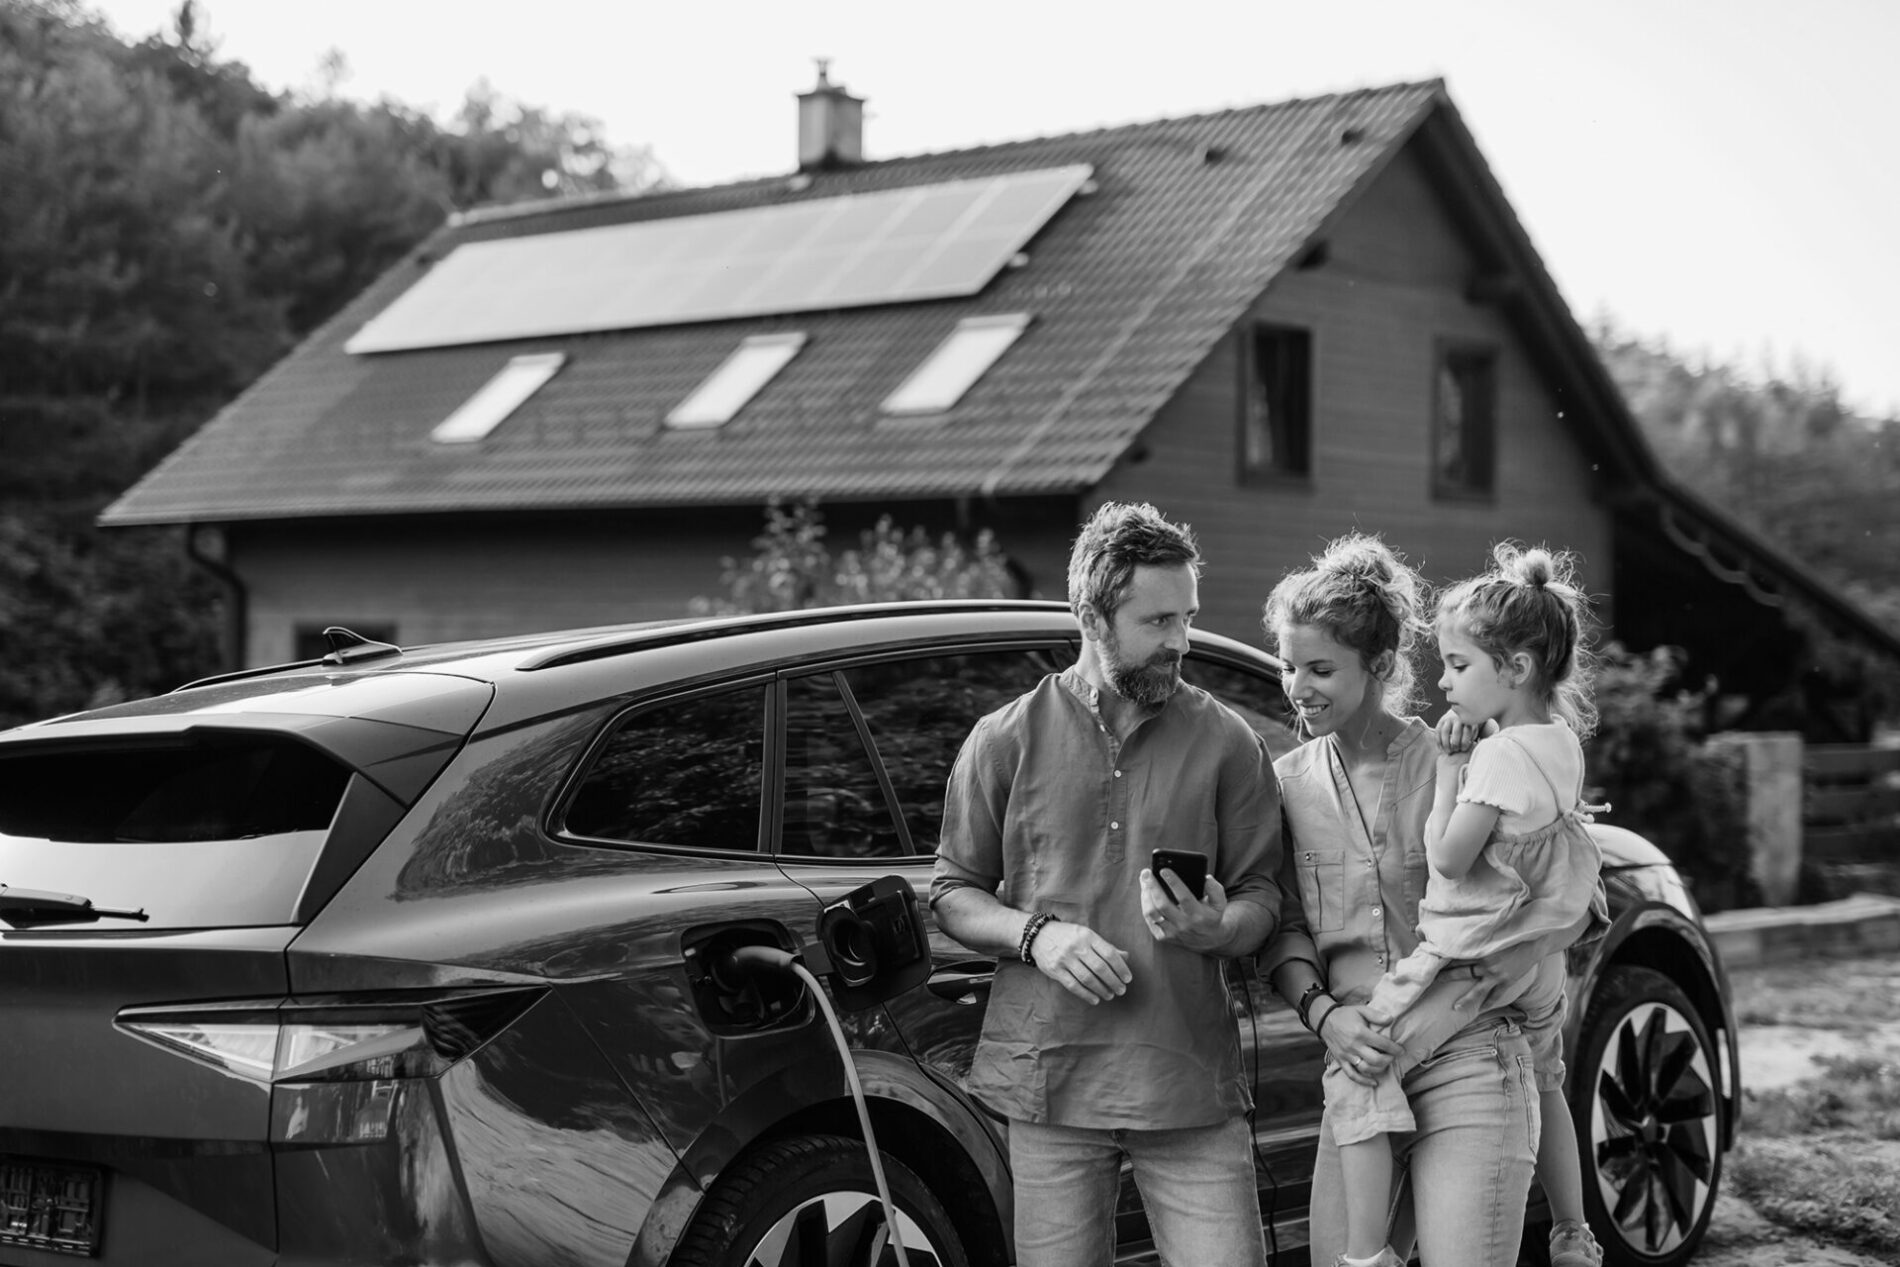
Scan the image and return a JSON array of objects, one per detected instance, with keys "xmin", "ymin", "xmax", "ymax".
[
  {"xmin": 671, "ymin": 1133, "xmax": 972, "ymax": 1267},
  {"xmin": 1573, "ymin": 964, "xmax": 1722, "ymax": 1267}
]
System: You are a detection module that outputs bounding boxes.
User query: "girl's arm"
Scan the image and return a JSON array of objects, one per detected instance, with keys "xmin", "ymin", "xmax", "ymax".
[{"xmin": 1423, "ymin": 754, "xmax": 1501, "ymax": 878}]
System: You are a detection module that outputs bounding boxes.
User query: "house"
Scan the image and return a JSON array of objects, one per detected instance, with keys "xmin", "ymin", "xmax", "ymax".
[{"xmin": 101, "ymin": 71, "xmax": 1900, "ymax": 735}]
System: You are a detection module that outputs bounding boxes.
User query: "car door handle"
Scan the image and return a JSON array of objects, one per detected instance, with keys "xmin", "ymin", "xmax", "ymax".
[{"xmin": 926, "ymin": 961, "xmax": 995, "ymax": 1003}]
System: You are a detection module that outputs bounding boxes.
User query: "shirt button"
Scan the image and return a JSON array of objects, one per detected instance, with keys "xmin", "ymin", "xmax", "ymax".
[
  {"xmin": 1114, "ymin": 769, "xmax": 1123, "ymax": 778},
  {"xmin": 1372, "ymin": 907, "xmax": 1382, "ymax": 917},
  {"xmin": 1110, "ymin": 822, "xmax": 1120, "ymax": 831}
]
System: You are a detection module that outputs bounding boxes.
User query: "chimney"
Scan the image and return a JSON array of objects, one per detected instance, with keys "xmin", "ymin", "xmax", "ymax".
[{"xmin": 796, "ymin": 59, "xmax": 864, "ymax": 171}]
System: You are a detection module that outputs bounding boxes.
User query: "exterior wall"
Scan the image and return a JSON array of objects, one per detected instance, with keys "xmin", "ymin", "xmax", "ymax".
[
  {"xmin": 1094, "ymin": 142, "xmax": 1615, "ymax": 653},
  {"xmin": 229, "ymin": 500, "xmax": 1080, "ymax": 668}
]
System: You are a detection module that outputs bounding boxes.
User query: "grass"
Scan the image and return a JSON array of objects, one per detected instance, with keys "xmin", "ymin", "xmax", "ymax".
[
  {"xmin": 1726, "ymin": 955, "xmax": 1900, "ymax": 1256},
  {"xmin": 1731, "ymin": 956, "xmax": 1900, "ymax": 1031}
]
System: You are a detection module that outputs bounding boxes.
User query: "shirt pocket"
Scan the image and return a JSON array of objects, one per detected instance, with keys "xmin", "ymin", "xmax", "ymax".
[{"xmin": 1295, "ymin": 847, "xmax": 1347, "ymax": 933}]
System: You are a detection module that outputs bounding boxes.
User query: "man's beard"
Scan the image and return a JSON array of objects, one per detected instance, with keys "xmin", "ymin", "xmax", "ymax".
[{"xmin": 1102, "ymin": 630, "xmax": 1182, "ymax": 707}]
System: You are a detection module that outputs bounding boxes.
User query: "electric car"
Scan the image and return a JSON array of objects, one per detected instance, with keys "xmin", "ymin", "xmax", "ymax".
[{"xmin": 0, "ymin": 601, "xmax": 1737, "ymax": 1267}]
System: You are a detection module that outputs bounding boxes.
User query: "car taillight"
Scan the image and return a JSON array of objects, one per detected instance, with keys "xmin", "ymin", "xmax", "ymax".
[{"xmin": 116, "ymin": 988, "xmax": 544, "ymax": 1083}]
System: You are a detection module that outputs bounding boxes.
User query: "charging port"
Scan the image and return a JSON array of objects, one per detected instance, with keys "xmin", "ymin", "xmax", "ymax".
[{"xmin": 681, "ymin": 921, "xmax": 807, "ymax": 1035}]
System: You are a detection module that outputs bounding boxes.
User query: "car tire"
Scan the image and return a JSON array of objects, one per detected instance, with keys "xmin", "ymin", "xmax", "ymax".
[
  {"xmin": 671, "ymin": 1132, "xmax": 972, "ymax": 1267},
  {"xmin": 1573, "ymin": 964, "xmax": 1723, "ymax": 1267}
]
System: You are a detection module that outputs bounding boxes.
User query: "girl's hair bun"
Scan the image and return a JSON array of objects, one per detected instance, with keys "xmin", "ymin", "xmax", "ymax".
[{"xmin": 1505, "ymin": 545, "xmax": 1555, "ymax": 589}]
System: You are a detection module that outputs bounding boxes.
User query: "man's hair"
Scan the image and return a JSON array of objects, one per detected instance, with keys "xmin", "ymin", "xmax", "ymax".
[{"xmin": 1065, "ymin": 502, "xmax": 1202, "ymax": 623}]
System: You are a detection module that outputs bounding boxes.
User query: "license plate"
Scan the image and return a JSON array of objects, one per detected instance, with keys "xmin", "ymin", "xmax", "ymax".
[{"xmin": 0, "ymin": 1157, "xmax": 105, "ymax": 1257}]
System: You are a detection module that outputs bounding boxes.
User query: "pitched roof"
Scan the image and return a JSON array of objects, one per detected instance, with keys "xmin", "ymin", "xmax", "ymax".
[{"xmin": 100, "ymin": 80, "xmax": 1445, "ymax": 525}]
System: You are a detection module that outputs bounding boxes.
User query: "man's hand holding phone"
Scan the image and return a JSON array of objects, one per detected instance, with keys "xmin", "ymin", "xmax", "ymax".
[{"xmin": 1141, "ymin": 849, "xmax": 1229, "ymax": 953}]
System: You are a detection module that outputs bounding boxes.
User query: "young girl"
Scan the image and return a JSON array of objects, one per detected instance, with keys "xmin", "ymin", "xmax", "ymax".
[{"xmin": 1330, "ymin": 542, "xmax": 1608, "ymax": 1267}]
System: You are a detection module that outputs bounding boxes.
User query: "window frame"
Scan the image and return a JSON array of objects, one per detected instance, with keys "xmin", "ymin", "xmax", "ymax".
[
  {"xmin": 1431, "ymin": 339, "xmax": 1499, "ymax": 501},
  {"xmin": 429, "ymin": 351, "xmax": 566, "ymax": 444},
  {"xmin": 665, "ymin": 332, "xmax": 808, "ymax": 430},
  {"xmin": 1236, "ymin": 323, "xmax": 1314, "ymax": 484},
  {"xmin": 552, "ymin": 675, "xmax": 777, "ymax": 857},
  {"xmin": 774, "ymin": 671, "xmax": 915, "ymax": 861},
  {"xmin": 768, "ymin": 637, "xmax": 1080, "ymax": 863},
  {"xmin": 880, "ymin": 313, "xmax": 1032, "ymax": 417}
]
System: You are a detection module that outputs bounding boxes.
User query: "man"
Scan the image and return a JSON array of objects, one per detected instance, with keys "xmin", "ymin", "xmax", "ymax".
[{"xmin": 930, "ymin": 501, "xmax": 1283, "ymax": 1267}]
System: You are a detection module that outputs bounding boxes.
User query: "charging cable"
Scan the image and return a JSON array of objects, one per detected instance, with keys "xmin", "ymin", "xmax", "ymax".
[{"xmin": 724, "ymin": 945, "xmax": 912, "ymax": 1267}]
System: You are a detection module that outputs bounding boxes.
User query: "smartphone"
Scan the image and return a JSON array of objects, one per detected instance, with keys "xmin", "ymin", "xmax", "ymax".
[{"xmin": 1150, "ymin": 849, "xmax": 1209, "ymax": 904}]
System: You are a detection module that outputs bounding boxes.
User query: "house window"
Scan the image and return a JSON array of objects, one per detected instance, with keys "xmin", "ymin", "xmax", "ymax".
[
  {"xmin": 1434, "ymin": 343, "xmax": 1497, "ymax": 497},
  {"xmin": 294, "ymin": 623, "xmax": 397, "ymax": 660},
  {"xmin": 666, "ymin": 332, "xmax": 807, "ymax": 429},
  {"xmin": 881, "ymin": 313, "xmax": 1031, "ymax": 416},
  {"xmin": 1240, "ymin": 325, "xmax": 1312, "ymax": 479},
  {"xmin": 429, "ymin": 352, "xmax": 565, "ymax": 444}
]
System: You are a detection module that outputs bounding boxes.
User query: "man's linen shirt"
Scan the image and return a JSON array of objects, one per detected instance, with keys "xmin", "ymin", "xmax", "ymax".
[{"xmin": 931, "ymin": 667, "xmax": 1283, "ymax": 1128}]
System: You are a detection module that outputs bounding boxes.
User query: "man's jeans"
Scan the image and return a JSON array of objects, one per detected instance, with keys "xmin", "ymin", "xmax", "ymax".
[
  {"xmin": 1008, "ymin": 1115, "xmax": 1266, "ymax": 1267},
  {"xmin": 1307, "ymin": 1019, "xmax": 1541, "ymax": 1266}
]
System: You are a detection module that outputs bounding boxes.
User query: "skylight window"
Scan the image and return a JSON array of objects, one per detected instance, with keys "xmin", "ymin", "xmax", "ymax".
[
  {"xmin": 881, "ymin": 314, "xmax": 1032, "ymax": 416},
  {"xmin": 666, "ymin": 333, "xmax": 807, "ymax": 429},
  {"xmin": 429, "ymin": 352, "xmax": 566, "ymax": 444}
]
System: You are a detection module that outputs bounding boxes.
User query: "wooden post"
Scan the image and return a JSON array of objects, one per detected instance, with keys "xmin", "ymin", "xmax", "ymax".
[{"xmin": 1706, "ymin": 732, "xmax": 1804, "ymax": 906}]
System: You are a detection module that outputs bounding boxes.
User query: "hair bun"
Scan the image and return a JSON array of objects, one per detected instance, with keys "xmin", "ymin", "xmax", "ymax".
[
  {"xmin": 1325, "ymin": 538, "xmax": 1393, "ymax": 585},
  {"xmin": 1494, "ymin": 542, "xmax": 1556, "ymax": 589}
]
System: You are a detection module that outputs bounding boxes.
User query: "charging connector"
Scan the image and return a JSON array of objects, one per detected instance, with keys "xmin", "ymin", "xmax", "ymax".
[{"xmin": 714, "ymin": 944, "xmax": 913, "ymax": 1267}]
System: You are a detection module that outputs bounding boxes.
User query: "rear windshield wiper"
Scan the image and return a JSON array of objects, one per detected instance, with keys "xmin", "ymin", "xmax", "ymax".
[{"xmin": 0, "ymin": 885, "xmax": 148, "ymax": 924}]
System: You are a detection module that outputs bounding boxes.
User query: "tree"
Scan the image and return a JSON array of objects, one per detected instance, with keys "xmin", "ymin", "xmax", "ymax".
[
  {"xmin": 1593, "ymin": 317, "xmax": 1900, "ymax": 636},
  {"xmin": 0, "ymin": 0, "xmax": 665, "ymax": 726},
  {"xmin": 694, "ymin": 501, "xmax": 1021, "ymax": 615}
]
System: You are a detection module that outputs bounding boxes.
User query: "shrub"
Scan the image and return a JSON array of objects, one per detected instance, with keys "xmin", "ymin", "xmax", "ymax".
[
  {"xmin": 693, "ymin": 500, "xmax": 1018, "ymax": 616},
  {"xmin": 1585, "ymin": 643, "xmax": 1757, "ymax": 910}
]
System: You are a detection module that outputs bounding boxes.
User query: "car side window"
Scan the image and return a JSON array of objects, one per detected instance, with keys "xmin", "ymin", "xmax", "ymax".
[
  {"xmin": 781, "ymin": 673, "xmax": 906, "ymax": 860},
  {"xmin": 564, "ymin": 683, "xmax": 766, "ymax": 851},
  {"xmin": 843, "ymin": 645, "xmax": 1075, "ymax": 854},
  {"xmin": 1181, "ymin": 655, "xmax": 1304, "ymax": 760}
]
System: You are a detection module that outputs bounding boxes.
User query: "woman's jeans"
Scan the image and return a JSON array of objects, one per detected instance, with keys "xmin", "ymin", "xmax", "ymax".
[
  {"xmin": 1307, "ymin": 1019, "xmax": 1540, "ymax": 1266},
  {"xmin": 1008, "ymin": 1114, "xmax": 1267, "ymax": 1267}
]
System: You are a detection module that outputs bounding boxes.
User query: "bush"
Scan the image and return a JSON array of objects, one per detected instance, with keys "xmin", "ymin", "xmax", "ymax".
[
  {"xmin": 1585, "ymin": 643, "xmax": 1757, "ymax": 910},
  {"xmin": 692, "ymin": 500, "xmax": 1019, "ymax": 616}
]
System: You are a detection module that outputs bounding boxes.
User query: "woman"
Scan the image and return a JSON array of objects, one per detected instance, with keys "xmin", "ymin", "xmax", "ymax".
[{"xmin": 1259, "ymin": 533, "xmax": 1587, "ymax": 1267}]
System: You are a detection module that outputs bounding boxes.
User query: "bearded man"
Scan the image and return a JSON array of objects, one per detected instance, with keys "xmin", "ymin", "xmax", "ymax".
[{"xmin": 930, "ymin": 501, "xmax": 1284, "ymax": 1267}]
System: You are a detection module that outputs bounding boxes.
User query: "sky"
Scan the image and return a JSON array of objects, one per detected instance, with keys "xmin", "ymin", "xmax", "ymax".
[{"xmin": 91, "ymin": 0, "xmax": 1900, "ymax": 420}]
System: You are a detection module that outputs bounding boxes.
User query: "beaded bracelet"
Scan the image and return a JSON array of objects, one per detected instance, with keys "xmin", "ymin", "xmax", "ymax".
[
  {"xmin": 1295, "ymin": 981, "xmax": 1330, "ymax": 1030},
  {"xmin": 1019, "ymin": 912, "xmax": 1057, "ymax": 966}
]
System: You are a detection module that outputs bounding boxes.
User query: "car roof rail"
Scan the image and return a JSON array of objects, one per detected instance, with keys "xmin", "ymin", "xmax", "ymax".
[
  {"xmin": 520, "ymin": 600, "xmax": 1073, "ymax": 671},
  {"xmin": 170, "ymin": 625, "xmax": 404, "ymax": 693}
]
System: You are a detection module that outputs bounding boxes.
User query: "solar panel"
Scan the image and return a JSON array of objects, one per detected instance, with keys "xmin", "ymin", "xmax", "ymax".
[{"xmin": 344, "ymin": 165, "xmax": 1093, "ymax": 354}]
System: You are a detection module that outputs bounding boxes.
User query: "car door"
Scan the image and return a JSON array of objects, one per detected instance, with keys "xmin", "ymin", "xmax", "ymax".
[{"xmin": 768, "ymin": 642, "xmax": 1077, "ymax": 1086}]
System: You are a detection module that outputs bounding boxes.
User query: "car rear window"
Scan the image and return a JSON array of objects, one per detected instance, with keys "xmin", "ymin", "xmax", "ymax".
[
  {"xmin": 0, "ymin": 737, "xmax": 355, "ymax": 929},
  {"xmin": 0, "ymin": 737, "xmax": 349, "ymax": 843}
]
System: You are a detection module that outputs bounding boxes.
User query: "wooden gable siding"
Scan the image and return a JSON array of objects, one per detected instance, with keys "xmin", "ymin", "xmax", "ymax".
[
  {"xmin": 231, "ymin": 500, "xmax": 1081, "ymax": 668},
  {"xmin": 1095, "ymin": 141, "xmax": 1614, "ymax": 647}
]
